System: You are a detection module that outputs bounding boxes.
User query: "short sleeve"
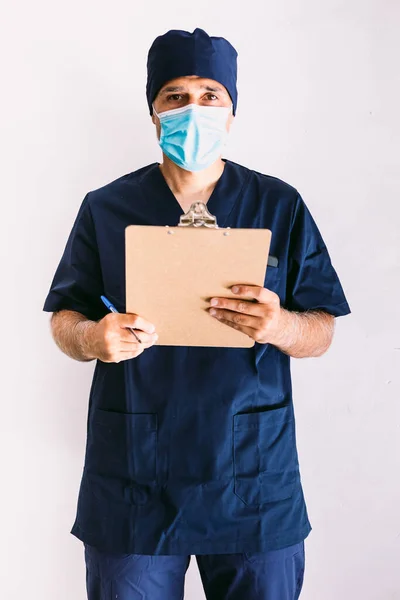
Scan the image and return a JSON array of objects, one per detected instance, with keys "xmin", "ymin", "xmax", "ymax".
[
  {"xmin": 284, "ymin": 193, "xmax": 351, "ymax": 317},
  {"xmin": 42, "ymin": 193, "xmax": 105, "ymax": 321}
]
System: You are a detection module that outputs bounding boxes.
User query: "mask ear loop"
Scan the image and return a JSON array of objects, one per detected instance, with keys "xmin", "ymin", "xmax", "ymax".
[{"xmin": 152, "ymin": 104, "xmax": 159, "ymax": 119}]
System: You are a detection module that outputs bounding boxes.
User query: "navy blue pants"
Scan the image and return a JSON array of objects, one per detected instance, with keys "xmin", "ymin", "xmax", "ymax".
[{"xmin": 84, "ymin": 541, "xmax": 305, "ymax": 599}]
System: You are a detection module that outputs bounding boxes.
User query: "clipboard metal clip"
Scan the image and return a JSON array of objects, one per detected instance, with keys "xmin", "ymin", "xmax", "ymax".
[
  {"xmin": 178, "ymin": 202, "xmax": 219, "ymax": 229},
  {"xmin": 177, "ymin": 202, "xmax": 278, "ymax": 268}
]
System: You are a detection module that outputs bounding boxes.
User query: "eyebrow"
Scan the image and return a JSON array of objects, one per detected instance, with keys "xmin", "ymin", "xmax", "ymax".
[{"xmin": 159, "ymin": 85, "xmax": 225, "ymax": 95}]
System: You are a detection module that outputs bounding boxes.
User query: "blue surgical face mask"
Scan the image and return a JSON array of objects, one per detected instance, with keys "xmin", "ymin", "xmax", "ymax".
[{"xmin": 153, "ymin": 103, "xmax": 232, "ymax": 172}]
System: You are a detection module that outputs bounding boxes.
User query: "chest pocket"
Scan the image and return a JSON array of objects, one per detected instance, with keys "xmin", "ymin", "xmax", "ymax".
[
  {"xmin": 233, "ymin": 405, "xmax": 299, "ymax": 506},
  {"xmin": 264, "ymin": 263, "xmax": 281, "ymax": 293}
]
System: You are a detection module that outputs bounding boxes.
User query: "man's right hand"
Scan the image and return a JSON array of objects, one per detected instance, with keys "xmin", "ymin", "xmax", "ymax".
[{"xmin": 90, "ymin": 313, "xmax": 158, "ymax": 363}]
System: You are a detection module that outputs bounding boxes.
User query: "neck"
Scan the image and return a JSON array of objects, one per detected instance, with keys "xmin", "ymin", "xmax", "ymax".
[{"xmin": 159, "ymin": 156, "xmax": 226, "ymax": 203}]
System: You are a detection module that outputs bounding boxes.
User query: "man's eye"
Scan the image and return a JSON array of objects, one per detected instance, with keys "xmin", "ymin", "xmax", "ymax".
[
  {"xmin": 206, "ymin": 94, "xmax": 218, "ymax": 101},
  {"xmin": 167, "ymin": 94, "xmax": 183, "ymax": 101}
]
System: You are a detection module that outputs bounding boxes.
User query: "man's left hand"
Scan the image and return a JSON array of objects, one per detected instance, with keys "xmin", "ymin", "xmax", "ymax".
[{"xmin": 208, "ymin": 285, "xmax": 287, "ymax": 344}]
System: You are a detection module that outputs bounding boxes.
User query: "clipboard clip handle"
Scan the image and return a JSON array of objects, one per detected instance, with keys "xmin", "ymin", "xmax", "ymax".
[
  {"xmin": 177, "ymin": 202, "xmax": 279, "ymax": 267},
  {"xmin": 178, "ymin": 202, "xmax": 219, "ymax": 228}
]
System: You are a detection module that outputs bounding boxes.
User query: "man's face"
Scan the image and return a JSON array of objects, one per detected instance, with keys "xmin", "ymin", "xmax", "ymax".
[{"xmin": 152, "ymin": 75, "xmax": 234, "ymax": 139}]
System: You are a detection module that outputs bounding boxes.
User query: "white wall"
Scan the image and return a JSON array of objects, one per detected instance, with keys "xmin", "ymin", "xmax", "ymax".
[{"xmin": 1, "ymin": 1, "xmax": 399, "ymax": 598}]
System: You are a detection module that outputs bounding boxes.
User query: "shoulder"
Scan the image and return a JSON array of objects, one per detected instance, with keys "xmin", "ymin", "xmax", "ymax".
[
  {"xmin": 226, "ymin": 159, "xmax": 302, "ymax": 218},
  {"xmin": 85, "ymin": 163, "xmax": 158, "ymax": 208},
  {"xmin": 226, "ymin": 160, "xmax": 298, "ymax": 195},
  {"xmin": 227, "ymin": 161, "xmax": 300, "ymax": 205}
]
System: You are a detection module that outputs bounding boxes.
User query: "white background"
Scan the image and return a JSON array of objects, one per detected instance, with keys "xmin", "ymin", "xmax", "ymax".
[{"xmin": 1, "ymin": 1, "xmax": 399, "ymax": 598}]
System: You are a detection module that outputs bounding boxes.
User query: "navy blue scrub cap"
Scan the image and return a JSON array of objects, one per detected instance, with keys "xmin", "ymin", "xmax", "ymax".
[{"xmin": 146, "ymin": 28, "xmax": 238, "ymax": 116}]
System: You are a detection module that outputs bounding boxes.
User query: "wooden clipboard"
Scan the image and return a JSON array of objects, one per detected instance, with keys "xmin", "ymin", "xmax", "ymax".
[{"xmin": 125, "ymin": 202, "xmax": 272, "ymax": 348}]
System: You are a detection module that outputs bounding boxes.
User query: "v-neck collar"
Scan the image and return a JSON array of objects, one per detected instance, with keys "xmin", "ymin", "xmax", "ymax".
[{"xmin": 140, "ymin": 159, "xmax": 248, "ymax": 228}]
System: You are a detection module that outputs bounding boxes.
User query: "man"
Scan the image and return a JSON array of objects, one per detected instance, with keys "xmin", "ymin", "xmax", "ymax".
[{"xmin": 43, "ymin": 28, "xmax": 350, "ymax": 600}]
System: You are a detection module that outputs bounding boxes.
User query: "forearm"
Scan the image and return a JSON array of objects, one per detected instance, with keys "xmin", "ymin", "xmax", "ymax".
[
  {"xmin": 272, "ymin": 309, "xmax": 335, "ymax": 358},
  {"xmin": 50, "ymin": 310, "xmax": 98, "ymax": 362}
]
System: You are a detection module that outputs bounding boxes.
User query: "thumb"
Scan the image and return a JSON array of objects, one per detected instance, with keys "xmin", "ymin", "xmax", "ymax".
[{"xmin": 120, "ymin": 312, "xmax": 156, "ymax": 335}]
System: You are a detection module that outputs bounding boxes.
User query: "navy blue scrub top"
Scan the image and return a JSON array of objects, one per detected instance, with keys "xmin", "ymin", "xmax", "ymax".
[{"xmin": 43, "ymin": 160, "xmax": 351, "ymax": 555}]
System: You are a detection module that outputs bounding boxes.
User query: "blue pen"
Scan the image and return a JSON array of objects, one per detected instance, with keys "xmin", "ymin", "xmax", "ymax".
[{"xmin": 100, "ymin": 295, "xmax": 142, "ymax": 344}]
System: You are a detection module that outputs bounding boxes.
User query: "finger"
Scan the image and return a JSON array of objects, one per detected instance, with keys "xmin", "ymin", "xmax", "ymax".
[
  {"xmin": 209, "ymin": 297, "xmax": 267, "ymax": 317},
  {"xmin": 119, "ymin": 349, "xmax": 144, "ymax": 354},
  {"xmin": 120, "ymin": 331, "xmax": 158, "ymax": 345},
  {"xmin": 209, "ymin": 308, "xmax": 263, "ymax": 330},
  {"xmin": 120, "ymin": 341, "xmax": 156, "ymax": 351},
  {"xmin": 118, "ymin": 339, "xmax": 156, "ymax": 353},
  {"xmin": 217, "ymin": 317, "xmax": 259, "ymax": 341},
  {"xmin": 120, "ymin": 341, "xmax": 157, "ymax": 352},
  {"xmin": 119, "ymin": 313, "xmax": 156, "ymax": 335},
  {"xmin": 231, "ymin": 285, "xmax": 277, "ymax": 304},
  {"xmin": 117, "ymin": 349, "xmax": 145, "ymax": 361}
]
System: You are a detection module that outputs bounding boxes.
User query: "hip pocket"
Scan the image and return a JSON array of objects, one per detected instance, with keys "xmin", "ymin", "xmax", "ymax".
[
  {"xmin": 233, "ymin": 405, "xmax": 298, "ymax": 506},
  {"xmin": 86, "ymin": 408, "xmax": 158, "ymax": 483}
]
